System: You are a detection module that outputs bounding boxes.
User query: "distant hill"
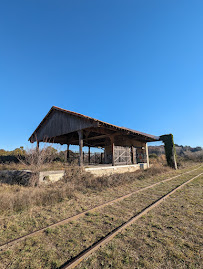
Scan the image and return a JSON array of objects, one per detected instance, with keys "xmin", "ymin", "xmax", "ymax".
[{"xmin": 149, "ymin": 144, "xmax": 203, "ymax": 161}]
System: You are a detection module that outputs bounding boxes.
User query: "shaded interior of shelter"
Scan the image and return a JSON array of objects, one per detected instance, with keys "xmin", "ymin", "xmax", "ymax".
[
  {"xmin": 45, "ymin": 129, "xmax": 151, "ymax": 166},
  {"xmin": 29, "ymin": 106, "xmax": 160, "ymax": 167}
]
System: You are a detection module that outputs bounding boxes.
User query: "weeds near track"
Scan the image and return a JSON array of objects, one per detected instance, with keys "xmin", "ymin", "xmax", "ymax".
[{"xmin": 0, "ymin": 165, "xmax": 171, "ymax": 214}]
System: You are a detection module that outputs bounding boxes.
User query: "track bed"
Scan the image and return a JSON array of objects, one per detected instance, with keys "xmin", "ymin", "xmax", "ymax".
[{"xmin": 0, "ymin": 166, "xmax": 202, "ymax": 268}]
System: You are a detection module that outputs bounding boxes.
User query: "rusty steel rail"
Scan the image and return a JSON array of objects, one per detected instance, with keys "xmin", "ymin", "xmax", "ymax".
[
  {"xmin": 0, "ymin": 165, "xmax": 202, "ymax": 250},
  {"xmin": 60, "ymin": 172, "xmax": 203, "ymax": 269}
]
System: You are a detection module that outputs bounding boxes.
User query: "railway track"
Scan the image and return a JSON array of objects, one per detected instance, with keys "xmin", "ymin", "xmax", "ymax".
[
  {"xmin": 0, "ymin": 165, "xmax": 202, "ymax": 250},
  {"xmin": 60, "ymin": 171, "xmax": 203, "ymax": 269}
]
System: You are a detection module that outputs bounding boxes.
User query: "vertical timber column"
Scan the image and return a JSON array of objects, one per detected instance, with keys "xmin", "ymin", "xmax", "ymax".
[
  {"xmin": 104, "ymin": 139, "xmax": 108, "ymax": 164},
  {"xmin": 131, "ymin": 146, "xmax": 134, "ymax": 164},
  {"xmin": 111, "ymin": 136, "xmax": 115, "ymax": 166},
  {"xmin": 78, "ymin": 130, "xmax": 83, "ymax": 166},
  {"xmin": 88, "ymin": 146, "xmax": 91, "ymax": 164},
  {"xmin": 36, "ymin": 141, "xmax": 39, "ymax": 153},
  {"xmin": 174, "ymin": 153, "xmax": 177, "ymax": 170},
  {"xmin": 146, "ymin": 143, "xmax": 150, "ymax": 168},
  {"xmin": 101, "ymin": 153, "xmax": 103, "ymax": 164},
  {"xmin": 66, "ymin": 144, "xmax": 70, "ymax": 162}
]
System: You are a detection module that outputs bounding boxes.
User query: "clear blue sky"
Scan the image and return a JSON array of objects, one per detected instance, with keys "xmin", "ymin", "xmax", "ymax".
[{"xmin": 0, "ymin": 0, "xmax": 203, "ymax": 150}]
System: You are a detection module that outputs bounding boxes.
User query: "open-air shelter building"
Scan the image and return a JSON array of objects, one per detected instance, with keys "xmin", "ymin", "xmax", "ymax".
[{"xmin": 29, "ymin": 106, "xmax": 161, "ymax": 170}]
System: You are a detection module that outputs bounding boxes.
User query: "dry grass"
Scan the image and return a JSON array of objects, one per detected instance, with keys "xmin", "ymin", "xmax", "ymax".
[
  {"xmin": 0, "ymin": 162, "xmax": 28, "ymax": 171},
  {"xmin": 0, "ymin": 167, "xmax": 202, "ymax": 268},
  {"xmin": 0, "ymin": 161, "xmax": 71, "ymax": 171},
  {"xmin": 0, "ymin": 162, "xmax": 199, "ymax": 217},
  {"xmin": 0, "ymin": 164, "xmax": 198, "ymax": 245},
  {"xmin": 0, "ymin": 163, "xmax": 174, "ymax": 215},
  {"xmin": 80, "ymin": 177, "xmax": 203, "ymax": 269},
  {"xmin": 0, "ymin": 179, "xmax": 76, "ymax": 214},
  {"xmin": 62, "ymin": 164, "xmax": 171, "ymax": 190}
]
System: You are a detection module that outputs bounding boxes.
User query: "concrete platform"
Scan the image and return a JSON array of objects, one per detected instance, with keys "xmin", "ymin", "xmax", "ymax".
[
  {"xmin": 39, "ymin": 170, "xmax": 65, "ymax": 183},
  {"xmin": 0, "ymin": 163, "xmax": 148, "ymax": 185},
  {"xmin": 85, "ymin": 163, "xmax": 148, "ymax": 176},
  {"xmin": 0, "ymin": 170, "xmax": 65, "ymax": 185}
]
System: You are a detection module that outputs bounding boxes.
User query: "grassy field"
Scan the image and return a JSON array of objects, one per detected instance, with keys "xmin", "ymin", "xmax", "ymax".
[
  {"xmin": 0, "ymin": 164, "xmax": 202, "ymax": 268},
  {"xmin": 0, "ymin": 164, "xmax": 199, "ymax": 243},
  {"xmin": 79, "ymin": 175, "xmax": 203, "ymax": 269}
]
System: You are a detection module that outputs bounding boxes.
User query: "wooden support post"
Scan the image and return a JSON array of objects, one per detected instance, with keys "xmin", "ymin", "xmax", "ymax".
[
  {"xmin": 78, "ymin": 130, "xmax": 83, "ymax": 166},
  {"xmin": 101, "ymin": 153, "xmax": 103, "ymax": 164},
  {"xmin": 83, "ymin": 151, "xmax": 85, "ymax": 162},
  {"xmin": 66, "ymin": 144, "xmax": 69, "ymax": 162},
  {"xmin": 131, "ymin": 146, "xmax": 134, "ymax": 164},
  {"xmin": 134, "ymin": 148, "xmax": 137, "ymax": 164},
  {"xmin": 146, "ymin": 143, "xmax": 149, "ymax": 168},
  {"xmin": 88, "ymin": 146, "xmax": 91, "ymax": 164},
  {"xmin": 111, "ymin": 137, "xmax": 115, "ymax": 166},
  {"xmin": 173, "ymin": 152, "xmax": 177, "ymax": 170},
  {"xmin": 36, "ymin": 141, "xmax": 39, "ymax": 153},
  {"xmin": 104, "ymin": 139, "xmax": 108, "ymax": 164}
]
